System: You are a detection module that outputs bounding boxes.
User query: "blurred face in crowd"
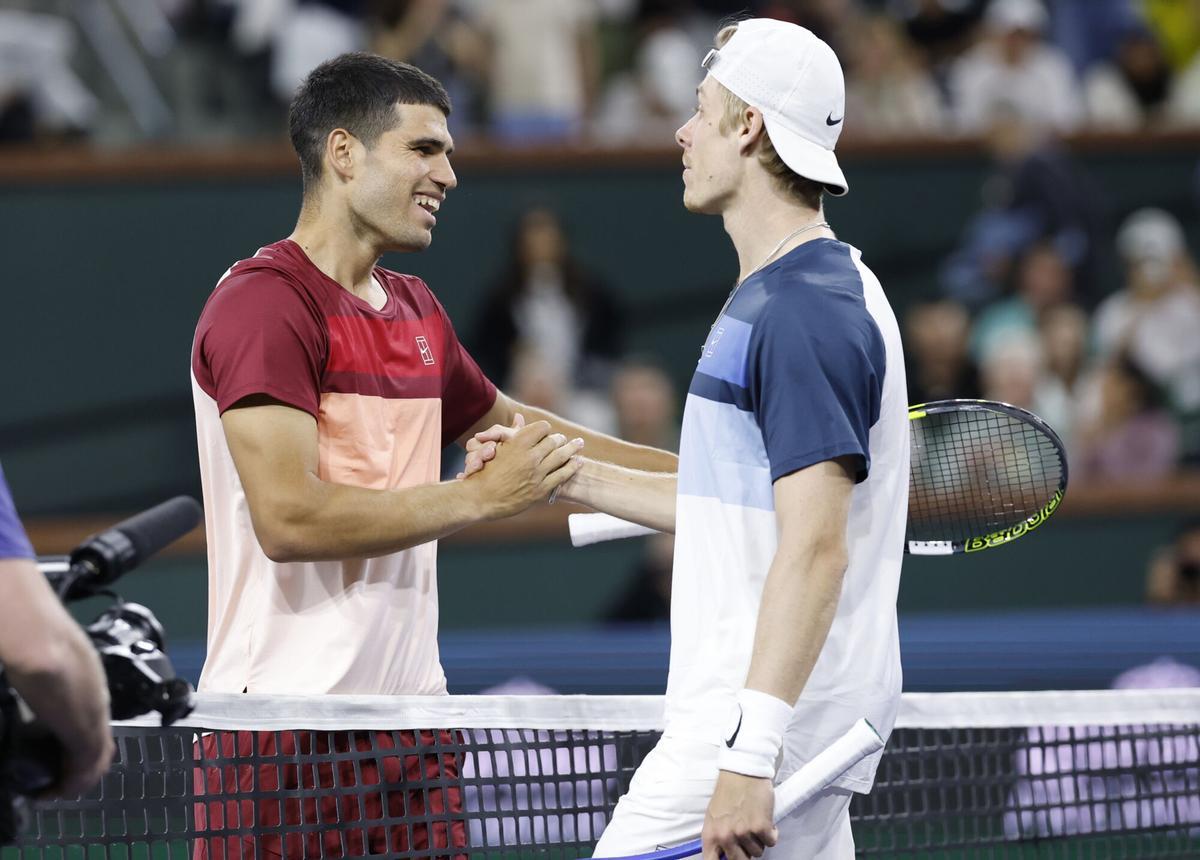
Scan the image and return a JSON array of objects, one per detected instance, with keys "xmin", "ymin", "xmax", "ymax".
[
  {"xmin": 518, "ymin": 209, "xmax": 567, "ymax": 267},
  {"xmin": 1039, "ymin": 304, "xmax": 1087, "ymax": 385},
  {"xmin": 981, "ymin": 338, "xmax": 1038, "ymax": 409},
  {"xmin": 998, "ymin": 26, "xmax": 1038, "ymax": 65},
  {"xmin": 676, "ymin": 76, "xmax": 743, "ymax": 214},
  {"xmin": 339, "ymin": 103, "xmax": 457, "ymax": 253},
  {"xmin": 1017, "ymin": 244, "xmax": 1072, "ymax": 310},
  {"xmin": 1099, "ymin": 361, "xmax": 1152, "ymax": 425},
  {"xmin": 1127, "ymin": 253, "xmax": 1183, "ymax": 298},
  {"xmin": 613, "ymin": 364, "xmax": 676, "ymax": 447},
  {"xmin": 907, "ymin": 300, "xmax": 970, "ymax": 369}
]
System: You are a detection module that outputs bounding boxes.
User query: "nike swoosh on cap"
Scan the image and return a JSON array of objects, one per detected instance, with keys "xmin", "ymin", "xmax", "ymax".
[{"xmin": 826, "ymin": 112, "xmax": 843, "ymax": 126}]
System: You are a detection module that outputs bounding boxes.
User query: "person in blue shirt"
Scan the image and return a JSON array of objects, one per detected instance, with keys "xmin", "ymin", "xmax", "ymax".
[
  {"xmin": 0, "ymin": 462, "xmax": 112, "ymax": 798},
  {"xmin": 469, "ymin": 18, "xmax": 909, "ymax": 860}
]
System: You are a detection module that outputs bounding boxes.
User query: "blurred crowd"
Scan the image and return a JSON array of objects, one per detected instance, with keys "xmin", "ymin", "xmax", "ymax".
[
  {"xmin": 908, "ymin": 203, "xmax": 1200, "ymax": 486},
  {"xmin": 5, "ymin": 0, "xmax": 1200, "ymax": 146},
  {"xmin": 3, "ymin": 0, "xmax": 1198, "ymax": 622}
]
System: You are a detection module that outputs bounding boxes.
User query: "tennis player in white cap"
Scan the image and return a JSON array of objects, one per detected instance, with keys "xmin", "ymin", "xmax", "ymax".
[
  {"xmin": 468, "ymin": 17, "xmax": 909, "ymax": 859},
  {"xmin": 585, "ymin": 17, "xmax": 910, "ymax": 859}
]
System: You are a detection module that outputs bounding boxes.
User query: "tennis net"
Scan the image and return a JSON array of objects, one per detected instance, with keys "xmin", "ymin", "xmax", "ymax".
[{"xmin": 5, "ymin": 689, "xmax": 1199, "ymax": 859}]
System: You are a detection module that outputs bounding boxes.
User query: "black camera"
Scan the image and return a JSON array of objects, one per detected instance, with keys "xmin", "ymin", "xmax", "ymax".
[{"xmin": 0, "ymin": 497, "xmax": 202, "ymax": 844}]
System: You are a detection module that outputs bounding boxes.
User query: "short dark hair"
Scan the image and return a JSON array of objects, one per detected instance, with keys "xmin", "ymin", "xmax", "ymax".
[{"xmin": 288, "ymin": 52, "xmax": 451, "ymax": 193}]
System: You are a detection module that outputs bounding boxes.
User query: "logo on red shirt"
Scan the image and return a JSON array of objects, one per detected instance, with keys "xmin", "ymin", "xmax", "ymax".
[{"xmin": 415, "ymin": 335, "xmax": 436, "ymax": 366}]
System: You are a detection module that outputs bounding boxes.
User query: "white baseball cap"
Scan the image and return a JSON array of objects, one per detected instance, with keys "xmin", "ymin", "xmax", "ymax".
[
  {"xmin": 985, "ymin": 0, "xmax": 1049, "ymax": 33},
  {"xmin": 701, "ymin": 18, "xmax": 848, "ymax": 196},
  {"xmin": 1116, "ymin": 208, "xmax": 1186, "ymax": 263}
]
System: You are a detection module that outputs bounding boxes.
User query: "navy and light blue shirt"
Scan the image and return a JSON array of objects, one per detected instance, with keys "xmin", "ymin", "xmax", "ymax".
[
  {"xmin": 663, "ymin": 238, "xmax": 910, "ymax": 794},
  {"xmin": 0, "ymin": 462, "xmax": 35, "ymax": 560}
]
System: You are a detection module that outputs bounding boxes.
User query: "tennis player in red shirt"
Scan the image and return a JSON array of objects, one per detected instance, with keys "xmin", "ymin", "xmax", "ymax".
[{"xmin": 190, "ymin": 53, "xmax": 677, "ymax": 859}]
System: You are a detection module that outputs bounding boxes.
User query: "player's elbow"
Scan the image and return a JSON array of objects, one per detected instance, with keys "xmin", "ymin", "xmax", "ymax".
[
  {"xmin": 808, "ymin": 534, "xmax": 849, "ymax": 583},
  {"xmin": 251, "ymin": 497, "xmax": 322, "ymax": 563}
]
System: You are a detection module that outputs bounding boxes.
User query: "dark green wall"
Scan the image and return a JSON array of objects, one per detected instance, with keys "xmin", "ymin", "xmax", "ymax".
[{"xmin": 73, "ymin": 511, "xmax": 1182, "ymax": 641}]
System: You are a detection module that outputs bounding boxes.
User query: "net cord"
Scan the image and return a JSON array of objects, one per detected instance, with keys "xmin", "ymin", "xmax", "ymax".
[{"xmin": 113, "ymin": 690, "xmax": 1200, "ymax": 733}]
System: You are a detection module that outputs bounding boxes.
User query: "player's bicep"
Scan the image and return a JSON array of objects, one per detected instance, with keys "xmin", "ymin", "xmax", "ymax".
[
  {"xmin": 773, "ymin": 457, "xmax": 856, "ymax": 563},
  {"xmin": 220, "ymin": 396, "xmax": 320, "ymax": 518}
]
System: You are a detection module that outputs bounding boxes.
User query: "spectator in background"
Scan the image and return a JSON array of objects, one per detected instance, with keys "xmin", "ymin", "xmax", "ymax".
[
  {"xmin": 470, "ymin": 207, "xmax": 625, "ymax": 420},
  {"xmin": 890, "ymin": 0, "xmax": 986, "ymax": 76},
  {"xmin": 904, "ymin": 299, "xmax": 982, "ymax": 404},
  {"xmin": 1165, "ymin": 45, "xmax": 1200, "ymax": 125},
  {"xmin": 611, "ymin": 357, "xmax": 680, "ymax": 451},
  {"xmin": 1147, "ymin": 518, "xmax": 1200, "ymax": 606},
  {"xmin": 1049, "ymin": 0, "xmax": 1144, "ymax": 75},
  {"xmin": 593, "ymin": 0, "xmax": 704, "ymax": 144},
  {"xmin": 1141, "ymin": 0, "xmax": 1200, "ymax": 72},
  {"xmin": 941, "ymin": 105, "xmax": 1108, "ymax": 308},
  {"xmin": 970, "ymin": 241, "xmax": 1074, "ymax": 362},
  {"xmin": 370, "ymin": 0, "xmax": 488, "ymax": 136},
  {"xmin": 271, "ymin": 1, "xmax": 370, "ymax": 102},
  {"xmin": 1074, "ymin": 354, "xmax": 1181, "ymax": 483},
  {"xmin": 843, "ymin": 14, "xmax": 948, "ymax": 138},
  {"xmin": 1084, "ymin": 23, "xmax": 1175, "ymax": 130},
  {"xmin": 949, "ymin": 0, "xmax": 1083, "ymax": 135},
  {"xmin": 1093, "ymin": 208, "xmax": 1200, "ymax": 419},
  {"xmin": 1033, "ymin": 302, "xmax": 1089, "ymax": 456},
  {"xmin": 979, "ymin": 333, "xmax": 1040, "ymax": 410},
  {"xmin": 0, "ymin": 9, "xmax": 98, "ymax": 143},
  {"xmin": 470, "ymin": 0, "xmax": 600, "ymax": 143}
]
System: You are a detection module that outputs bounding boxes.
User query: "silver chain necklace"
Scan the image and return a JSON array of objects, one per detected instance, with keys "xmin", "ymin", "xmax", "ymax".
[{"xmin": 701, "ymin": 219, "xmax": 830, "ymax": 355}]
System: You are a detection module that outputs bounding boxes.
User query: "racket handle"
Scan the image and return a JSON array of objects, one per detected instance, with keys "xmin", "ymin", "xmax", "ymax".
[
  {"xmin": 593, "ymin": 719, "xmax": 884, "ymax": 860},
  {"xmin": 772, "ymin": 718, "xmax": 883, "ymax": 819},
  {"xmin": 568, "ymin": 513, "xmax": 658, "ymax": 547}
]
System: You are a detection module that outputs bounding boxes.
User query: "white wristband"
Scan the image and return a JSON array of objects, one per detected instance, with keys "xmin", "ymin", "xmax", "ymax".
[{"xmin": 716, "ymin": 688, "xmax": 794, "ymax": 779}]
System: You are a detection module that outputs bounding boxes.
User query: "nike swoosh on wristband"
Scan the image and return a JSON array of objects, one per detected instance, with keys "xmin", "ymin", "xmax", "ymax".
[
  {"xmin": 826, "ymin": 112, "xmax": 843, "ymax": 126},
  {"xmin": 725, "ymin": 708, "xmax": 743, "ymax": 748}
]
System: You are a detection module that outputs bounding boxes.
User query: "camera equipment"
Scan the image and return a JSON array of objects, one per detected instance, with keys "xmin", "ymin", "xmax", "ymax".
[{"xmin": 0, "ymin": 496, "xmax": 202, "ymax": 844}]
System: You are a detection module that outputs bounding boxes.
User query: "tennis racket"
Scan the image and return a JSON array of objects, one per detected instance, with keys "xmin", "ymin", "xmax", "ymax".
[
  {"xmin": 594, "ymin": 719, "xmax": 883, "ymax": 860},
  {"xmin": 568, "ymin": 399, "xmax": 1068, "ymax": 557}
]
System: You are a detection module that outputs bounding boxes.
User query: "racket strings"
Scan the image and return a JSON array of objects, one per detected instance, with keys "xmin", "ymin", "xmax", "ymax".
[{"xmin": 908, "ymin": 409, "xmax": 1064, "ymax": 544}]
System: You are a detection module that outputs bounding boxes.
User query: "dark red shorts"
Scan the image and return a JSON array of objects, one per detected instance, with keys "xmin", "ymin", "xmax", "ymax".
[{"xmin": 192, "ymin": 728, "xmax": 467, "ymax": 859}]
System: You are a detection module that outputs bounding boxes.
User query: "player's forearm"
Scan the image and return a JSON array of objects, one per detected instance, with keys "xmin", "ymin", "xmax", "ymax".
[
  {"xmin": 250, "ymin": 476, "xmax": 488, "ymax": 562},
  {"xmin": 515, "ymin": 403, "xmax": 678, "ymax": 473},
  {"xmin": 744, "ymin": 538, "xmax": 847, "ymax": 705},
  {"xmin": 558, "ymin": 458, "xmax": 677, "ymax": 533}
]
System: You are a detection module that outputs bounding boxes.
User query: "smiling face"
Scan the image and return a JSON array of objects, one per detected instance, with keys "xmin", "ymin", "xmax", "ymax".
[
  {"xmin": 675, "ymin": 76, "xmax": 743, "ymax": 215},
  {"xmin": 345, "ymin": 103, "xmax": 457, "ymax": 253}
]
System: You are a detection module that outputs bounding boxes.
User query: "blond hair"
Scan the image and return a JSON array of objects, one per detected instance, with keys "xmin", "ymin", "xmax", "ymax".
[{"xmin": 712, "ymin": 24, "xmax": 824, "ymax": 211}]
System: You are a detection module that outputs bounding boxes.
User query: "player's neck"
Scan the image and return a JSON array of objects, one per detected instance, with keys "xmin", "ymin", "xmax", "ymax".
[
  {"xmin": 723, "ymin": 190, "xmax": 830, "ymax": 284},
  {"xmin": 289, "ymin": 207, "xmax": 382, "ymax": 302}
]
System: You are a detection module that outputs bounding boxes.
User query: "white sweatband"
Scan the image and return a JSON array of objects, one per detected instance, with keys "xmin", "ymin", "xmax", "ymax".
[{"xmin": 716, "ymin": 688, "xmax": 794, "ymax": 778}]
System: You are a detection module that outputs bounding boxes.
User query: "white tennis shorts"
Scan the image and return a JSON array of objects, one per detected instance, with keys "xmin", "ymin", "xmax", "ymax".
[{"xmin": 593, "ymin": 735, "xmax": 855, "ymax": 860}]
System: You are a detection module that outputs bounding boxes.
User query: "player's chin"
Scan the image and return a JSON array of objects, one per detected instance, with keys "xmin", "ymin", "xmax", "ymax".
[
  {"xmin": 681, "ymin": 192, "xmax": 717, "ymax": 215},
  {"xmin": 390, "ymin": 228, "xmax": 434, "ymax": 253}
]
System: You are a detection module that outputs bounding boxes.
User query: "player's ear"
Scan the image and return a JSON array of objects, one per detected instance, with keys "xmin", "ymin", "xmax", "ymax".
[
  {"xmin": 325, "ymin": 128, "xmax": 359, "ymax": 183},
  {"xmin": 737, "ymin": 107, "xmax": 767, "ymax": 157}
]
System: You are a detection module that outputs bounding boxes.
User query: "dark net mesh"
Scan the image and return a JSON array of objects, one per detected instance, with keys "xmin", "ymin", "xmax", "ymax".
[
  {"xmin": 907, "ymin": 407, "xmax": 1065, "ymax": 546},
  {"xmin": 6, "ymin": 712, "xmax": 1199, "ymax": 859}
]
